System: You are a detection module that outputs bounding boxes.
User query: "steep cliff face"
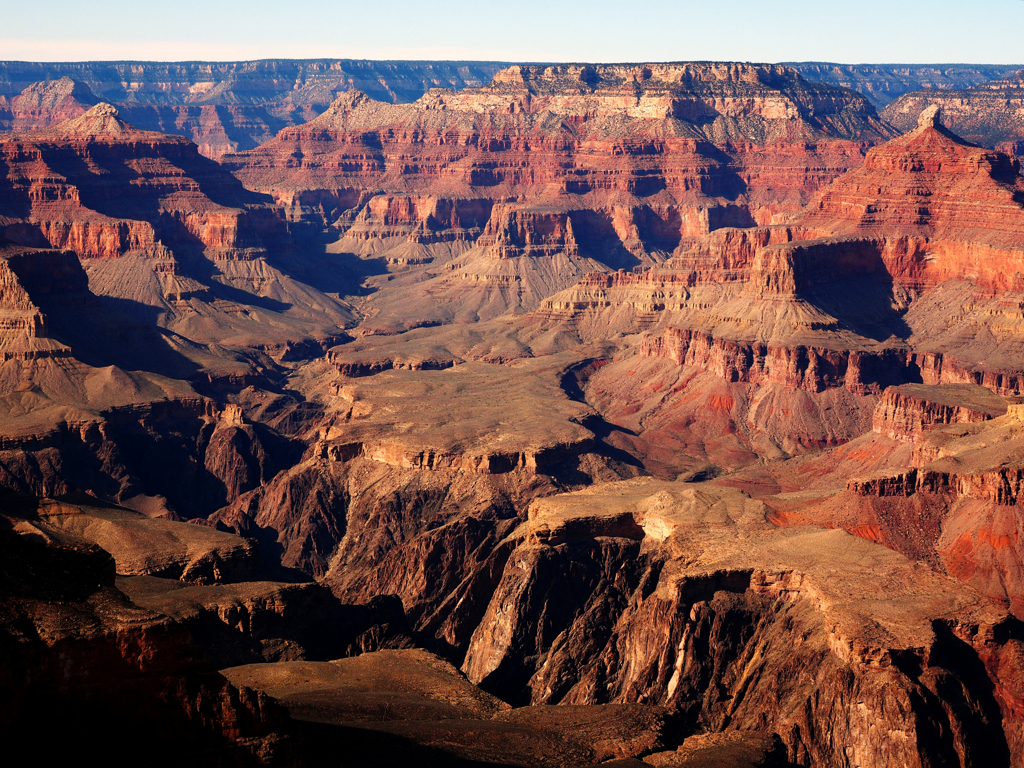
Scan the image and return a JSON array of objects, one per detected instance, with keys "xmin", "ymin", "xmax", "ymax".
[
  {"xmin": 224, "ymin": 63, "xmax": 889, "ymax": 237},
  {"xmin": 0, "ymin": 394, "xmax": 305, "ymax": 523},
  {"xmin": 871, "ymin": 383, "xmax": 1008, "ymax": 441},
  {"xmin": 213, "ymin": 356, "xmax": 640, "ymax": 582},
  {"xmin": 0, "ymin": 244, "xmax": 85, "ymax": 362},
  {"xmin": 0, "ymin": 524, "xmax": 295, "ymax": 765},
  {"xmin": 460, "ymin": 479, "xmax": 1024, "ymax": 767}
]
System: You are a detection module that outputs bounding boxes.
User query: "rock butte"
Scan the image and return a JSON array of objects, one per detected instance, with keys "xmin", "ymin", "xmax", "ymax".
[{"xmin": 4, "ymin": 60, "xmax": 1024, "ymax": 767}]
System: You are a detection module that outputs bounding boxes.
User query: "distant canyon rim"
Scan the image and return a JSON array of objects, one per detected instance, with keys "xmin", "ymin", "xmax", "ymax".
[{"xmin": 3, "ymin": 58, "xmax": 1024, "ymax": 768}]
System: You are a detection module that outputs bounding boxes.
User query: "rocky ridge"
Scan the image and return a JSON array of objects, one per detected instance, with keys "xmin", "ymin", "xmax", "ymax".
[
  {"xmin": 3, "ymin": 61, "xmax": 1018, "ymax": 156},
  {"xmin": 2, "ymin": 66, "xmax": 1024, "ymax": 767},
  {"xmin": 0, "ymin": 60, "xmax": 510, "ymax": 156},
  {"xmin": 221, "ymin": 63, "xmax": 890, "ymax": 333},
  {"xmin": 788, "ymin": 63, "xmax": 1022, "ymax": 107}
]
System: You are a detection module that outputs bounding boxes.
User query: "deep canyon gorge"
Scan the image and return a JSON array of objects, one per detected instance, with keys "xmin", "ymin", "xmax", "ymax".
[{"xmin": 4, "ymin": 57, "xmax": 1024, "ymax": 767}]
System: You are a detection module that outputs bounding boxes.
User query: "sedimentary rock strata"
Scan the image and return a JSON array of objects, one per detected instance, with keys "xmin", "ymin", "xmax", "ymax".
[{"xmin": 2, "ymin": 60, "xmax": 1024, "ymax": 767}]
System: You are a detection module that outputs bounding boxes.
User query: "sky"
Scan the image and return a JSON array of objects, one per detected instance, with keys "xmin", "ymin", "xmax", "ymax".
[{"xmin": 2, "ymin": 0, "xmax": 1022, "ymax": 64}]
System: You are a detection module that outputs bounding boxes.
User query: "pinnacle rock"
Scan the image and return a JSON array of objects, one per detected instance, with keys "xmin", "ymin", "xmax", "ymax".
[{"xmin": 917, "ymin": 104, "xmax": 942, "ymax": 130}]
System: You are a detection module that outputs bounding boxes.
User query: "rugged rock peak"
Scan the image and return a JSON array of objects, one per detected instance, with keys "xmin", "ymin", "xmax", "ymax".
[
  {"xmin": 43, "ymin": 101, "xmax": 146, "ymax": 140},
  {"xmin": 882, "ymin": 70, "xmax": 1024, "ymax": 152},
  {"xmin": 795, "ymin": 106, "xmax": 1024, "ymax": 249},
  {"xmin": 0, "ymin": 77, "xmax": 98, "ymax": 132},
  {"xmin": 916, "ymin": 103, "xmax": 942, "ymax": 130},
  {"xmin": 16, "ymin": 76, "xmax": 93, "ymax": 108},
  {"xmin": 318, "ymin": 88, "xmax": 372, "ymax": 119}
]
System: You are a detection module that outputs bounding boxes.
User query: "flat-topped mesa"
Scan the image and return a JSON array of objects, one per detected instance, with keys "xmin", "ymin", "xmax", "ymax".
[
  {"xmin": 313, "ymin": 360, "xmax": 599, "ymax": 476},
  {"xmin": 641, "ymin": 327, "xmax": 920, "ymax": 395},
  {"xmin": 872, "ymin": 383, "xmax": 1009, "ymax": 442},
  {"xmin": 849, "ymin": 406, "xmax": 1024, "ymax": 511},
  {"xmin": 455, "ymin": 63, "xmax": 888, "ymax": 136},
  {"xmin": 475, "ymin": 205, "xmax": 579, "ymax": 259}
]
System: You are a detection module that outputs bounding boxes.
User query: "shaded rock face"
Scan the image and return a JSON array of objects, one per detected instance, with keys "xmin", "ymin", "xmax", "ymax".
[
  {"xmin": 0, "ymin": 103, "xmax": 285, "ymax": 260},
  {"xmin": 7, "ymin": 67, "xmax": 1024, "ymax": 768},
  {"xmin": 0, "ymin": 397, "xmax": 300, "ymax": 522},
  {"xmin": 455, "ymin": 480, "xmax": 1024, "ymax": 767},
  {"xmin": 0, "ymin": 527, "xmax": 295, "ymax": 766}
]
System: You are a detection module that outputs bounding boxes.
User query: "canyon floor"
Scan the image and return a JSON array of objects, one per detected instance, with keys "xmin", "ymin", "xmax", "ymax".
[{"xmin": 4, "ymin": 60, "xmax": 1024, "ymax": 767}]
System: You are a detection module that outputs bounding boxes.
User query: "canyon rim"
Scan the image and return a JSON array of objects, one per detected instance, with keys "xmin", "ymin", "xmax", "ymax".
[{"xmin": 4, "ymin": 23, "xmax": 1024, "ymax": 768}]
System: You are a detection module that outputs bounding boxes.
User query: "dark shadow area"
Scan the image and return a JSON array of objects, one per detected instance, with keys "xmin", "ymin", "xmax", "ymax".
[
  {"xmin": 474, "ymin": 537, "xmax": 646, "ymax": 706},
  {"xmin": 267, "ymin": 223, "xmax": 391, "ymax": 298},
  {"xmin": 919, "ymin": 620, "xmax": 1012, "ymax": 767},
  {"xmin": 559, "ymin": 358, "xmax": 608, "ymax": 404},
  {"xmin": 578, "ymin": 414, "xmax": 645, "ymax": 468},
  {"xmin": 40, "ymin": 137, "xmax": 271, "ymax": 216},
  {"xmin": 804, "ymin": 274, "xmax": 913, "ymax": 342},
  {"xmin": 0, "ymin": 530, "xmax": 283, "ymax": 768},
  {"xmin": 42, "ymin": 294, "xmax": 205, "ymax": 380},
  {"xmin": 298, "ymin": 721, "xmax": 522, "ymax": 768},
  {"xmin": 174, "ymin": 250, "xmax": 294, "ymax": 312},
  {"xmin": 217, "ymin": 104, "xmax": 293, "ymax": 151},
  {"xmin": 0, "ymin": 155, "xmax": 32, "ymax": 219},
  {"xmin": 700, "ymin": 141, "xmax": 751, "ymax": 202},
  {"xmin": 38, "ymin": 144, "xmax": 153, "ymax": 221},
  {"xmin": 569, "ymin": 210, "xmax": 645, "ymax": 271},
  {"xmin": 557, "ymin": 360, "xmax": 647, "ymax": 476},
  {"xmin": 0, "ymin": 523, "xmax": 113, "ymax": 602}
]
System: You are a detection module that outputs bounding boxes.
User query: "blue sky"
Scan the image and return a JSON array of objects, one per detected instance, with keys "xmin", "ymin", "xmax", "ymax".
[{"xmin": 2, "ymin": 0, "xmax": 1022, "ymax": 63}]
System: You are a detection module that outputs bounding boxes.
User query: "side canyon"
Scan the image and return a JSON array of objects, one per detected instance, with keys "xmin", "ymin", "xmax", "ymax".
[{"xmin": 4, "ymin": 59, "xmax": 1024, "ymax": 768}]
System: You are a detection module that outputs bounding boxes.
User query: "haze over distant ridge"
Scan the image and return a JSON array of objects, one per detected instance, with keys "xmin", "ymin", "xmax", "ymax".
[{"xmin": 5, "ymin": 0, "xmax": 1024, "ymax": 64}]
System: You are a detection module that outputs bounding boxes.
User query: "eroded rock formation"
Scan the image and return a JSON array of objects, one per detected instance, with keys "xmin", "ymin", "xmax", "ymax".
[
  {"xmin": 2, "ymin": 65, "xmax": 1024, "ymax": 768},
  {"xmin": 884, "ymin": 70, "xmax": 1024, "ymax": 152}
]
